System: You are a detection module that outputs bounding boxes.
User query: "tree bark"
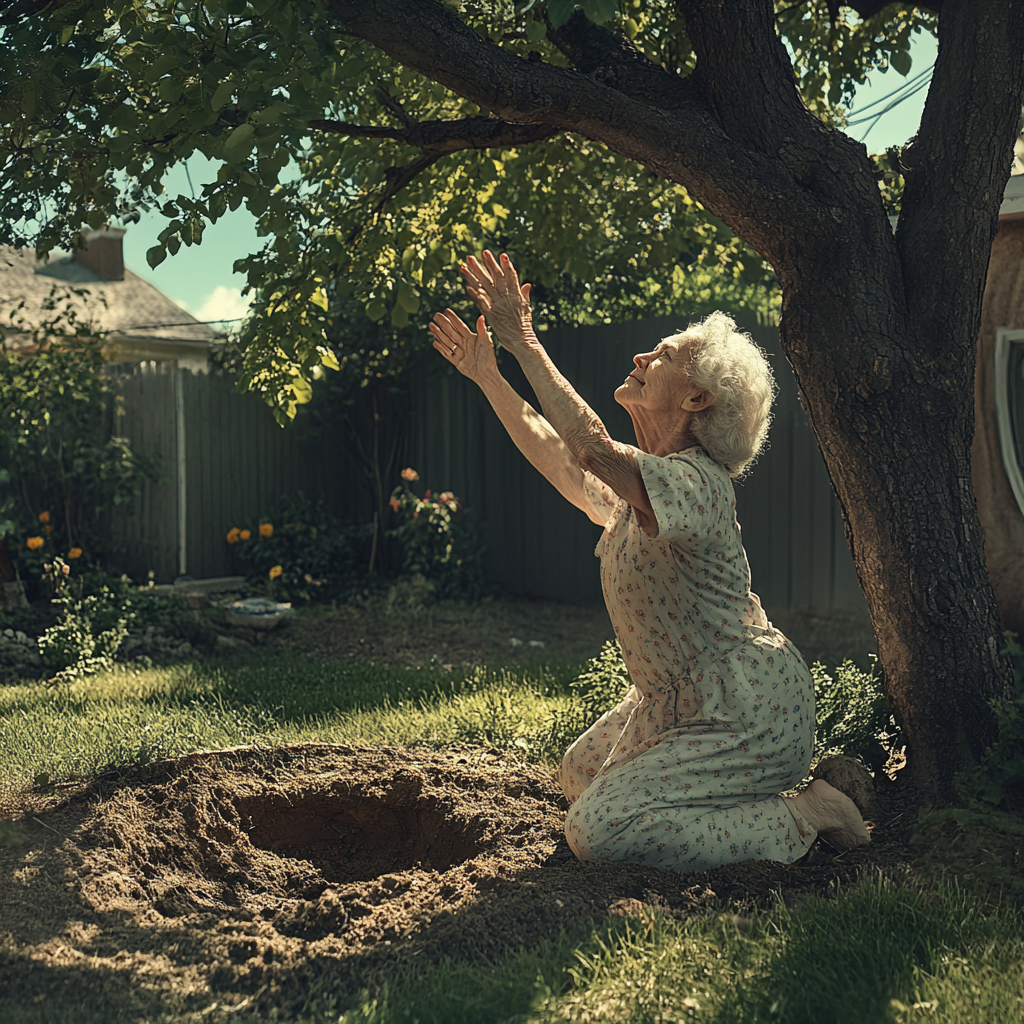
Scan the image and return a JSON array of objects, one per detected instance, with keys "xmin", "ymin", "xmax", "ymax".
[{"xmin": 328, "ymin": 0, "xmax": 1024, "ymax": 795}]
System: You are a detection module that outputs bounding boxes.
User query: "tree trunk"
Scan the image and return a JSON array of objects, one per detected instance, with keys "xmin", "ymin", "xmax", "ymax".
[{"xmin": 780, "ymin": 277, "xmax": 1008, "ymax": 793}]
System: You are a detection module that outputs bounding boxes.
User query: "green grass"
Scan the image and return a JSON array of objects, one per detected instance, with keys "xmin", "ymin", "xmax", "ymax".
[
  {"xmin": 302, "ymin": 877, "xmax": 1024, "ymax": 1024},
  {"xmin": 0, "ymin": 654, "xmax": 580, "ymax": 794}
]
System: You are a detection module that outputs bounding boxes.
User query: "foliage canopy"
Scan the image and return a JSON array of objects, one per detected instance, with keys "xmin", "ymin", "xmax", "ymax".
[{"xmin": 1, "ymin": 0, "xmax": 934, "ymax": 417}]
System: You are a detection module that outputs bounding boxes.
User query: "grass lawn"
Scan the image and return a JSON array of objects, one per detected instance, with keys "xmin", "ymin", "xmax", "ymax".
[{"xmin": 1, "ymin": 614, "xmax": 1022, "ymax": 1024}]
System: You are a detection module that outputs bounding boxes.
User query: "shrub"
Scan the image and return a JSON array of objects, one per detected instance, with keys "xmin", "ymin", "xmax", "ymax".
[
  {"xmin": 0, "ymin": 315, "xmax": 159, "ymax": 593},
  {"xmin": 812, "ymin": 657, "xmax": 902, "ymax": 773},
  {"xmin": 37, "ymin": 559, "xmax": 133, "ymax": 678},
  {"xmin": 955, "ymin": 631, "xmax": 1024, "ymax": 812},
  {"xmin": 387, "ymin": 469, "xmax": 487, "ymax": 599},
  {"xmin": 536, "ymin": 641, "xmax": 633, "ymax": 761},
  {"xmin": 225, "ymin": 493, "xmax": 372, "ymax": 603}
]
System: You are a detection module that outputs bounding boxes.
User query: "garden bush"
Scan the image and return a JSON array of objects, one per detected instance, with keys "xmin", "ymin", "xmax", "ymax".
[
  {"xmin": 536, "ymin": 640, "xmax": 633, "ymax": 761},
  {"xmin": 955, "ymin": 630, "xmax": 1024, "ymax": 812},
  {"xmin": 811, "ymin": 657, "xmax": 902, "ymax": 773},
  {"xmin": 387, "ymin": 468, "xmax": 487, "ymax": 599},
  {"xmin": 225, "ymin": 493, "xmax": 373, "ymax": 603},
  {"xmin": 0, "ymin": 305, "xmax": 158, "ymax": 595},
  {"xmin": 37, "ymin": 559, "xmax": 133, "ymax": 678}
]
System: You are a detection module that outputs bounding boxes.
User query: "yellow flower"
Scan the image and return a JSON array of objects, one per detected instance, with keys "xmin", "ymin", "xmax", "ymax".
[
  {"xmin": 226, "ymin": 527, "xmax": 241, "ymax": 544},
  {"xmin": 268, "ymin": 565, "xmax": 283, "ymax": 579},
  {"xmin": 259, "ymin": 523, "xmax": 274, "ymax": 538},
  {"xmin": 239, "ymin": 529, "xmax": 251, "ymax": 540},
  {"xmin": 38, "ymin": 510, "xmax": 50, "ymax": 523},
  {"xmin": 400, "ymin": 467, "xmax": 419, "ymax": 482},
  {"xmin": 26, "ymin": 536, "xmax": 44, "ymax": 550},
  {"xmin": 68, "ymin": 547, "xmax": 82, "ymax": 559}
]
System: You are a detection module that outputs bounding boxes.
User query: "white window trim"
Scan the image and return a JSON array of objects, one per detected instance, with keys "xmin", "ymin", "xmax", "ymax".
[{"xmin": 994, "ymin": 327, "xmax": 1024, "ymax": 520}]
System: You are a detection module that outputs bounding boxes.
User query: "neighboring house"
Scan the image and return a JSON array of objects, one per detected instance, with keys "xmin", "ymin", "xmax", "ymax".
[
  {"xmin": 0, "ymin": 227, "xmax": 214, "ymax": 370},
  {"xmin": 973, "ymin": 173, "xmax": 1024, "ymax": 637}
]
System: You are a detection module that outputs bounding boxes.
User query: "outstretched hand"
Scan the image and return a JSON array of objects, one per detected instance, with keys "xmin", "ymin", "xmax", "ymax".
[
  {"xmin": 461, "ymin": 251, "xmax": 534, "ymax": 353},
  {"xmin": 429, "ymin": 308, "xmax": 497, "ymax": 382}
]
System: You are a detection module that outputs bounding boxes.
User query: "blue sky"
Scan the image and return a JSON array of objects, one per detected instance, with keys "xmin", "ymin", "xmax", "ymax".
[{"xmin": 123, "ymin": 30, "xmax": 940, "ymax": 325}]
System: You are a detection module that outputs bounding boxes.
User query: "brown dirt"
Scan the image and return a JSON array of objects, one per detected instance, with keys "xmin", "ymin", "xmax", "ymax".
[
  {"xmin": 0, "ymin": 743, "xmax": 918, "ymax": 1022},
  {"xmin": 270, "ymin": 592, "xmax": 618, "ymax": 668},
  {"xmin": 265, "ymin": 591, "xmax": 874, "ymax": 672}
]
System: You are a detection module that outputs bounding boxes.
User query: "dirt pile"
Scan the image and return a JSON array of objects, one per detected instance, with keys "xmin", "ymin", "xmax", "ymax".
[{"xmin": 1, "ymin": 744, "xmax": 903, "ymax": 1021}]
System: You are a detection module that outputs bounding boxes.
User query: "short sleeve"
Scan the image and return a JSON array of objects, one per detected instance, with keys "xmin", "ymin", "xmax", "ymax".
[
  {"xmin": 581, "ymin": 470, "xmax": 619, "ymax": 526},
  {"xmin": 636, "ymin": 451, "xmax": 716, "ymax": 544}
]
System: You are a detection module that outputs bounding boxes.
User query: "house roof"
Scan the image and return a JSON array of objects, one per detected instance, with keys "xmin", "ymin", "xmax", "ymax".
[{"xmin": 0, "ymin": 245, "xmax": 216, "ymax": 347}]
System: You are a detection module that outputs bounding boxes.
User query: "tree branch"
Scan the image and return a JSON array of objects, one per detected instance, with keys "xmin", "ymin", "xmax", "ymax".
[
  {"xmin": 307, "ymin": 115, "xmax": 560, "ymax": 154},
  {"xmin": 325, "ymin": 0, "xmax": 828, "ymax": 252},
  {"xmin": 681, "ymin": 0, "xmax": 819, "ymax": 154},
  {"xmin": 543, "ymin": 8, "xmax": 696, "ymax": 109}
]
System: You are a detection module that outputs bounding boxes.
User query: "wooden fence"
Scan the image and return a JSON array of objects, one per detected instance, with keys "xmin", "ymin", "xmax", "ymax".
[{"xmin": 107, "ymin": 312, "xmax": 864, "ymax": 612}]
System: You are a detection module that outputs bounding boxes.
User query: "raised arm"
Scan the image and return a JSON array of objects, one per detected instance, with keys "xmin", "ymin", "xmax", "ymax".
[
  {"xmin": 461, "ymin": 252, "xmax": 658, "ymax": 534},
  {"xmin": 428, "ymin": 308, "xmax": 606, "ymax": 525}
]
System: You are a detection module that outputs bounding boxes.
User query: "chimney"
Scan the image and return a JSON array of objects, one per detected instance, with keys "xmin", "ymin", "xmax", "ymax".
[{"xmin": 75, "ymin": 226, "xmax": 126, "ymax": 281}]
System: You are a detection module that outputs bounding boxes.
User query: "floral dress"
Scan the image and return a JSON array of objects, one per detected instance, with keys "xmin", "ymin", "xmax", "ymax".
[{"xmin": 560, "ymin": 447, "xmax": 816, "ymax": 873}]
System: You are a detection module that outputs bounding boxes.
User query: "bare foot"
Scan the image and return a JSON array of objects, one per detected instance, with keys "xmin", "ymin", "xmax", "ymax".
[{"xmin": 793, "ymin": 779, "xmax": 870, "ymax": 850}]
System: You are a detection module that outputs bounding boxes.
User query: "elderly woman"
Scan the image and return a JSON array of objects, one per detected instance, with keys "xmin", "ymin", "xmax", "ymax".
[{"xmin": 429, "ymin": 251, "xmax": 868, "ymax": 874}]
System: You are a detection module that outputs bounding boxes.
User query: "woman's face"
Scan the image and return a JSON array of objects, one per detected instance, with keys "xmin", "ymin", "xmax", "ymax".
[{"xmin": 615, "ymin": 336, "xmax": 701, "ymax": 413}]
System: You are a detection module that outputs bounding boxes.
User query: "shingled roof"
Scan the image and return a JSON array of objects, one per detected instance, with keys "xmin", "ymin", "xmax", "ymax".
[{"xmin": 0, "ymin": 228, "xmax": 215, "ymax": 371}]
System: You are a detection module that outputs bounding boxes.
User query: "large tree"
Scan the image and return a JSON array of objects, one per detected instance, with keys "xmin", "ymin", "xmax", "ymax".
[{"xmin": 2, "ymin": 0, "xmax": 1022, "ymax": 795}]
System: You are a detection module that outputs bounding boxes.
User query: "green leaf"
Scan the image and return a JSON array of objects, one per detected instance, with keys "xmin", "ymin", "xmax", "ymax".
[
  {"xmin": 148, "ymin": 53, "xmax": 179, "ymax": 82},
  {"xmin": 146, "ymin": 245, "xmax": 167, "ymax": 269},
  {"xmin": 365, "ymin": 298, "xmax": 387, "ymax": 321},
  {"xmin": 890, "ymin": 49, "xmax": 912, "ymax": 77},
  {"xmin": 396, "ymin": 280, "xmax": 420, "ymax": 313},
  {"xmin": 60, "ymin": 25, "xmax": 73, "ymax": 45},
  {"xmin": 525, "ymin": 17, "xmax": 547, "ymax": 41},
  {"xmin": 211, "ymin": 80, "xmax": 234, "ymax": 111},
  {"xmin": 582, "ymin": 0, "xmax": 618, "ymax": 24}
]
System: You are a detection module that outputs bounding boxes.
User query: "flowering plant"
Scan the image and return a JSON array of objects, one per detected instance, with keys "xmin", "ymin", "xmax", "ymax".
[
  {"xmin": 386, "ymin": 470, "xmax": 487, "ymax": 599},
  {"xmin": 11, "ymin": 514, "xmax": 88, "ymax": 599},
  {"xmin": 223, "ymin": 494, "xmax": 373, "ymax": 602}
]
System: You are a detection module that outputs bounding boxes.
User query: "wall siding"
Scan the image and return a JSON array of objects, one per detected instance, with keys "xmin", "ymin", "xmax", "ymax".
[{"xmin": 106, "ymin": 316, "xmax": 865, "ymax": 612}]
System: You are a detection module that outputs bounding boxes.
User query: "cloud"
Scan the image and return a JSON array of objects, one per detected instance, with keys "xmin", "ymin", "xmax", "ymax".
[{"xmin": 191, "ymin": 286, "xmax": 252, "ymax": 326}]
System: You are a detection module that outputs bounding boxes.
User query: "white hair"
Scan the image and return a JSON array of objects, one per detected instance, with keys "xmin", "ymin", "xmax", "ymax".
[{"xmin": 667, "ymin": 312, "xmax": 776, "ymax": 478}]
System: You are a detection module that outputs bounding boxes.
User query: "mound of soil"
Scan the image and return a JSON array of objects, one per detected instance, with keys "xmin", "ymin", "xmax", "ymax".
[{"xmin": 0, "ymin": 744, "xmax": 912, "ymax": 1021}]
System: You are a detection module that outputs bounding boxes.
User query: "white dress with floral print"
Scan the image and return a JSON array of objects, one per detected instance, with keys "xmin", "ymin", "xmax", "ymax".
[{"xmin": 560, "ymin": 448, "xmax": 815, "ymax": 873}]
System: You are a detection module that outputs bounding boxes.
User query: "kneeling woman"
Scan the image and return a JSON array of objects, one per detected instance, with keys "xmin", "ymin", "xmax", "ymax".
[{"xmin": 429, "ymin": 252, "xmax": 868, "ymax": 874}]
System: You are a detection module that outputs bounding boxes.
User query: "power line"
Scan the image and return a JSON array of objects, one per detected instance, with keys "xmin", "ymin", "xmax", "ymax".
[{"xmin": 842, "ymin": 62, "xmax": 936, "ymax": 143}]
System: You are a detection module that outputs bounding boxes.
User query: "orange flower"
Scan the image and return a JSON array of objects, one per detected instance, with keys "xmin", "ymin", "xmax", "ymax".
[
  {"xmin": 26, "ymin": 536, "xmax": 43, "ymax": 550},
  {"xmin": 68, "ymin": 547, "xmax": 82, "ymax": 559},
  {"xmin": 268, "ymin": 564, "xmax": 283, "ymax": 579},
  {"xmin": 226, "ymin": 527, "xmax": 241, "ymax": 544},
  {"xmin": 400, "ymin": 468, "xmax": 419, "ymax": 482},
  {"xmin": 240, "ymin": 529, "xmax": 251, "ymax": 540},
  {"xmin": 259, "ymin": 523, "xmax": 274, "ymax": 538},
  {"xmin": 44, "ymin": 525, "xmax": 53, "ymax": 534},
  {"xmin": 389, "ymin": 497, "xmax": 400, "ymax": 513},
  {"xmin": 38, "ymin": 510, "xmax": 50, "ymax": 523}
]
